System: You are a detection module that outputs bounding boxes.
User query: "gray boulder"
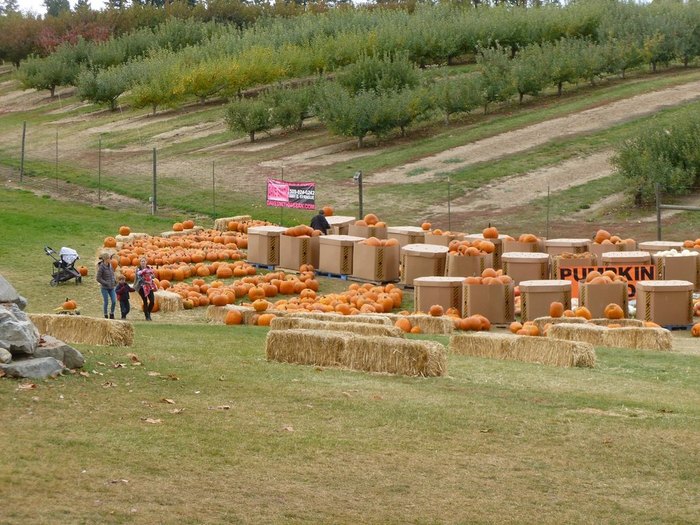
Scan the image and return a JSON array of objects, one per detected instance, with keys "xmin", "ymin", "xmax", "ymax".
[
  {"xmin": 0, "ymin": 274, "xmax": 27, "ymax": 310},
  {"xmin": 30, "ymin": 335, "xmax": 85, "ymax": 369},
  {"xmin": 0, "ymin": 347, "xmax": 11, "ymax": 364},
  {"xmin": 0, "ymin": 357, "xmax": 65, "ymax": 379},
  {"xmin": 0, "ymin": 303, "xmax": 40, "ymax": 355},
  {"xmin": 0, "ymin": 304, "xmax": 39, "ymax": 353}
]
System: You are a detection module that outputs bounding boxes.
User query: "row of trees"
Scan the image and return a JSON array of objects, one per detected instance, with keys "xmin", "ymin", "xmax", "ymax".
[
  {"xmin": 613, "ymin": 112, "xmax": 700, "ymax": 206},
  {"xmin": 224, "ymin": 35, "xmax": 669, "ymax": 148}
]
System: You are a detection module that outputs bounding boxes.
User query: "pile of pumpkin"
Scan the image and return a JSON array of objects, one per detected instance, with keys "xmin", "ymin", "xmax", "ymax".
[
  {"xmin": 354, "ymin": 213, "xmax": 386, "ymax": 228},
  {"xmin": 591, "ymin": 229, "xmax": 636, "ymax": 248},
  {"xmin": 284, "ymin": 225, "xmax": 322, "ymax": 237},
  {"xmin": 464, "ymin": 268, "xmax": 514, "ymax": 285},
  {"xmin": 226, "ymin": 218, "xmax": 272, "ymax": 234},
  {"xmin": 360, "ymin": 237, "xmax": 399, "ymax": 247},
  {"xmin": 447, "ymin": 239, "xmax": 496, "ymax": 256},
  {"xmin": 682, "ymin": 238, "xmax": 700, "ymax": 250}
]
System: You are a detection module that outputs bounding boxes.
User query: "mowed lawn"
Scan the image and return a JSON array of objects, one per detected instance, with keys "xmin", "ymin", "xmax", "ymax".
[{"xmin": 1, "ymin": 188, "xmax": 699, "ymax": 524}]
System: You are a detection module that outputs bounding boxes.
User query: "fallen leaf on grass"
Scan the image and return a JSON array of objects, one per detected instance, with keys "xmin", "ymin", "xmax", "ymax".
[
  {"xmin": 314, "ymin": 367, "xmax": 324, "ymax": 372},
  {"xmin": 97, "ymin": 362, "xmax": 106, "ymax": 366},
  {"xmin": 17, "ymin": 383, "xmax": 37, "ymax": 391},
  {"xmin": 113, "ymin": 363, "xmax": 126, "ymax": 369},
  {"xmin": 160, "ymin": 398, "xmax": 175, "ymax": 405},
  {"xmin": 169, "ymin": 408, "xmax": 185, "ymax": 414},
  {"xmin": 658, "ymin": 408, "xmax": 674, "ymax": 414},
  {"xmin": 79, "ymin": 371, "xmax": 90, "ymax": 378},
  {"xmin": 102, "ymin": 381, "xmax": 117, "ymax": 388},
  {"xmin": 480, "ymin": 429, "xmax": 492, "ymax": 433},
  {"xmin": 371, "ymin": 395, "xmax": 384, "ymax": 401},
  {"xmin": 281, "ymin": 425, "xmax": 294, "ymax": 432},
  {"xmin": 166, "ymin": 374, "xmax": 179, "ymax": 381},
  {"xmin": 341, "ymin": 391, "xmax": 352, "ymax": 398},
  {"xmin": 106, "ymin": 479, "xmax": 129, "ymax": 485},
  {"xmin": 208, "ymin": 405, "xmax": 231, "ymax": 411},
  {"xmin": 147, "ymin": 371, "xmax": 161, "ymax": 377},
  {"xmin": 602, "ymin": 437, "xmax": 613, "ymax": 446},
  {"xmin": 126, "ymin": 353, "xmax": 141, "ymax": 365},
  {"xmin": 140, "ymin": 418, "xmax": 162, "ymax": 424}
]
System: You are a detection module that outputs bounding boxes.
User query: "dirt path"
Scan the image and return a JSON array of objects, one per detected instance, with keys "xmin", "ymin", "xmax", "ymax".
[{"xmin": 371, "ymin": 80, "xmax": 700, "ymax": 185}]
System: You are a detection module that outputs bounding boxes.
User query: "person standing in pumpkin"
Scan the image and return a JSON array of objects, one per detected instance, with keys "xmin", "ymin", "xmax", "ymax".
[
  {"xmin": 134, "ymin": 257, "xmax": 156, "ymax": 321},
  {"xmin": 96, "ymin": 253, "xmax": 117, "ymax": 319},
  {"xmin": 115, "ymin": 275, "xmax": 134, "ymax": 320}
]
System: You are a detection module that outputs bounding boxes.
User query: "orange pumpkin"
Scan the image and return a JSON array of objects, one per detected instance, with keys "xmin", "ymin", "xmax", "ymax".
[
  {"xmin": 172, "ymin": 223, "xmax": 184, "ymax": 232},
  {"xmin": 78, "ymin": 266, "xmax": 88, "ymax": 277},
  {"xmin": 549, "ymin": 302, "xmax": 564, "ymax": 318},
  {"xmin": 322, "ymin": 206, "xmax": 334, "ymax": 217},
  {"xmin": 574, "ymin": 306, "xmax": 592, "ymax": 320},
  {"xmin": 224, "ymin": 310, "xmax": 243, "ymax": 325},
  {"xmin": 409, "ymin": 326, "xmax": 422, "ymax": 334},
  {"xmin": 62, "ymin": 299, "xmax": 77, "ymax": 310},
  {"xmin": 182, "ymin": 220, "xmax": 195, "ymax": 230},
  {"xmin": 483, "ymin": 227, "xmax": 498, "ymax": 239},
  {"xmin": 421, "ymin": 222, "xmax": 431, "ymax": 231},
  {"xmin": 257, "ymin": 313, "xmax": 276, "ymax": 326},
  {"xmin": 104, "ymin": 237, "xmax": 117, "ymax": 248},
  {"xmin": 509, "ymin": 321, "xmax": 522, "ymax": 334},
  {"xmin": 252, "ymin": 299, "xmax": 269, "ymax": 312},
  {"xmin": 691, "ymin": 323, "xmax": 700, "ymax": 337},
  {"xmin": 395, "ymin": 318, "xmax": 412, "ymax": 333},
  {"xmin": 604, "ymin": 303, "xmax": 624, "ymax": 320},
  {"xmin": 118, "ymin": 226, "xmax": 131, "ymax": 236},
  {"xmin": 429, "ymin": 304, "xmax": 444, "ymax": 317},
  {"xmin": 211, "ymin": 294, "xmax": 228, "ymax": 307},
  {"xmin": 364, "ymin": 213, "xmax": 379, "ymax": 226}
]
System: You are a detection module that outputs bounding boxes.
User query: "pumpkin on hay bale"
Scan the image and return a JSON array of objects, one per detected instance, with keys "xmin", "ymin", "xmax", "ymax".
[
  {"xmin": 28, "ymin": 314, "xmax": 134, "ymax": 347},
  {"xmin": 530, "ymin": 316, "xmax": 586, "ymax": 335},
  {"xmin": 449, "ymin": 332, "xmax": 595, "ymax": 368},
  {"xmin": 269, "ymin": 316, "xmax": 404, "ymax": 338},
  {"xmin": 382, "ymin": 313, "xmax": 453, "ymax": 334}
]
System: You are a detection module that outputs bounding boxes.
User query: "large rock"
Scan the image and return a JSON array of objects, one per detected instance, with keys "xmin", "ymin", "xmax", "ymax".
[
  {"xmin": 0, "ymin": 347, "xmax": 11, "ymax": 364},
  {"xmin": 0, "ymin": 357, "xmax": 64, "ymax": 379},
  {"xmin": 30, "ymin": 335, "xmax": 84, "ymax": 369},
  {"xmin": 0, "ymin": 274, "xmax": 27, "ymax": 310},
  {"xmin": 0, "ymin": 303, "xmax": 39, "ymax": 355}
]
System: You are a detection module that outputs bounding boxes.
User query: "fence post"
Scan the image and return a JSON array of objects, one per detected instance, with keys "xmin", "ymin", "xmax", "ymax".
[
  {"xmin": 20, "ymin": 121, "xmax": 26, "ymax": 183},
  {"xmin": 655, "ymin": 183, "xmax": 661, "ymax": 241},
  {"xmin": 151, "ymin": 148, "xmax": 157, "ymax": 216},
  {"xmin": 212, "ymin": 161, "xmax": 215, "ymax": 218},
  {"xmin": 98, "ymin": 136, "xmax": 102, "ymax": 205}
]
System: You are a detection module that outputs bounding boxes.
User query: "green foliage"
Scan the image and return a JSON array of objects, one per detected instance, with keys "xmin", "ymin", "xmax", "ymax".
[
  {"xmin": 266, "ymin": 85, "xmax": 315, "ymax": 131},
  {"xmin": 612, "ymin": 112, "xmax": 700, "ymax": 205},
  {"xmin": 17, "ymin": 54, "xmax": 78, "ymax": 97},
  {"xmin": 76, "ymin": 65, "xmax": 130, "ymax": 110},
  {"xmin": 336, "ymin": 52, "xmax": 419, "ymax": 95},
  {"xmin": 430, "ymin": 74, "xmax": 484, "ymax": 124},
  {"xmin": 225, "ymin": 98, "xmax": 272, "ymax": 142},
  {"xmin": 476, "ymin": 45, "xmax": 515, "ymax": 112},
  {"xmin": 511, "ymin": 43, "xmax": 550, "ymax": 103}
]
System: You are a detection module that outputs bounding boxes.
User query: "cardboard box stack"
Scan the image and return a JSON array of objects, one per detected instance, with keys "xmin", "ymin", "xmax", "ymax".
[
  {"xmin": 638, "ymin": 241, "xmax": 685, "ymax": 254},
  {"xmin": 424, "ymin": 231, "xmax": 465, "ymax": 247},
  {"xmin": 652, "ymin": 250, "xmax": 699, "ymax": 288},
  {"xmin": 387, "ymin": 226, "xmax": 426, "ymax": 248},
  {"xmin": 246, "ymin": 226, "xmax": 288, "ymax": 266},
  {"xmin": 279, "ymin": 234, "xmax": 320, "ymax": 270},
  {"xmin": 519, "ymin": 280, "xmax": 572, "ymax": 322},
  {"xmin": 635, "ymin": 280, "xmax": 694, "ymax": 326},
  {"xmin": 601, "ymin": 251, "xmax": 652, "ymax": 266},
  {"xmin": 326, "ymin": 216, "xmax": 356, "ymax": 236},
  {"xmin": 462, "ymin": 280, "xmax": 515, "ymax": 324},
  {"xmin": 351, "ymin": 241, "xmax": 400, "ymax": 282},
  {"xmin": 550, "ymin": 252, "xmax": 597, "ymax": 279},
  {"xmin": 400, "ymin": 244, "xmax": 449, "ymax": 286},
  {"xmin": 414, "ymin": 276, "xmax": 465, "ymax": 313},
  {"xmin": 545, "ymin": 238, "xmax": 590, "ymax": 256},
  {"xmin": 579, "ymin": 280, "xmax": 628, "ymax": 319},
  {"xmin": 318, "ymin": 235, "xmax": 364, "ymax": 275},
  {"xmin": 501, "ymin": 252, "xmax": 549, "ymax": 285}
]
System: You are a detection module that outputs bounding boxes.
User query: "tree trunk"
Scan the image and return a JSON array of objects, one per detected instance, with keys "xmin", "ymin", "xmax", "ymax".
[
  {"xmin": 357, "ymin": 135, "xmax": 364, "ymax": 148},
  {"xmin": 152, "ymin": 104, "xmax": 157, "ymax": 116},
  {"xmin": 249, "ymin": 131, "xmax": 255, "ymax": 143},
  {"xmin": 400, "ymin": 125, "xmax": 406, "ymax": 137},
  {"xmin": 50, "ymin": 86, "xmax": 56, "ymax": 98},
  {"xmin": 519, "ymin": 91, "xmax": 524, "ymax": 104},
  {"xmin": 634, "ymin": 189, "xmax": 643, "ymax": 207},
  {"xmin": 652, "ymin": 61, "xmax": 657, "ymax": 73},
  {"xmin": 444, "ymin": 112, "xmax": 450, "ymax": 126},
  {"xmin": 557, "ymin": 82, "xmax": 563, "ymax": 96}
]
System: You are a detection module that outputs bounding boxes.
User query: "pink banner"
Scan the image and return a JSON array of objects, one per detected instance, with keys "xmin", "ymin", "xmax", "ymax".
[{"xmin": 266, "ymin": 178, "xmax": 316, "ymax": 210}]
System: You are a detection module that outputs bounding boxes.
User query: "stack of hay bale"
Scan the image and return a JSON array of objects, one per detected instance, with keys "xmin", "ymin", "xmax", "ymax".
[{"xmin": 265, "ymin": 316, "xmax": 446, "ymax": 377}]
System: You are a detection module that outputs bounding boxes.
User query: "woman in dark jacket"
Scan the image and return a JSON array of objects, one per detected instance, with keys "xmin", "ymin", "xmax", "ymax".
[{"xmin": 96, "ymin": 253, "xmax": 117, "ymax": 319}]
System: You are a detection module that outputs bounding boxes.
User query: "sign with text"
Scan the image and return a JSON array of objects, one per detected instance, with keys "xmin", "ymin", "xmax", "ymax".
[
  {"xmin": 559, "ymin": 265, "xmax": 656, "ymax": 298},
  {"xmin": 266, "ymin": 178, "xmax": 316, "ymax": 210}
]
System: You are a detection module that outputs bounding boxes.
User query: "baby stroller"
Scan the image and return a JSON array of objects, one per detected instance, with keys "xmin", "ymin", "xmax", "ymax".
[{"xmin": 45, "ymin": 246, "xmax": 82, "ymax": 286}]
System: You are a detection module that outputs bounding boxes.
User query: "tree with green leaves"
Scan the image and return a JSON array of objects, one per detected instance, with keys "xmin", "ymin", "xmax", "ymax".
[
  {"xmin": 431, "ymin": 74, "xmax": 483, "ymax": 125},
  {"xmin": 43, "ymin": 0, "xmax": 70, "ymax": 17},
  {"xmin": 18, "ymin": 54, "xmax": 78, "ymax": 97},
  {"xmin": 476, "ymin": 45, "xmax": 515, "ymax": 112},
  {"xmin": 225, "ymin": 99, "xmax": 272, "ymax": 143},
  {"xmin": 511, "ymin": 43, "xmax": 550, "ymax": 104},
  {"xmin": 336, "ymin": 52, "xmax": 419, "ymax": 95},
  {"xmin": 266, "ymin": 85, "xmax": 315, "ymax": 132},
  {"xmin": 76, "ymin": 65, "xmax": 130, "ymax": 110}
]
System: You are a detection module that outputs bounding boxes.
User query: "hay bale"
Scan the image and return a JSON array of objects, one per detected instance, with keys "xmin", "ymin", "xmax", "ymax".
[
  {"xmin": 600, "ymin": 327, "xmax": 673, "ymax": 351},
  {"xmin": 285, "ymin": 312, "xmax": 392, "ymax": 325},
  {"xmin": 532, "ymin": 316, "xmax": 586, "ymax": 335},
  {"xmin": 28, "ymin": 314, "xmax": 133, "ymax": 347},
  {"xmin": 450, "ymin": 332, "xmax": 595, "ymax": 368},
  {"xmin": 450, "ymin": 332, "xmax": 515, "ymax": 359},
  {"xmin": 383, "ymin": 313, "xmax": 453, "ymax": 334},
  {"xmin": 154, "ymin": 290, "xmax": 183, "ymax": 312},
  {"xmin": 214, "ymin": 215, "xmax": 252, "ymax": 231},
  {"xmin": 588, "ymin": 318, "xmax": 644, "ymax": 327},
  {"xmin": 266, "ymin": 329, "xmax": 352, "ymax": 367},
  {"xmin": 343, "ymin": 336, "xmax": 446, "ymax": 377},
  {"xmin": 270, "ymin": 316, "xmax": 404, "ymax": 337},
  {"xmin": 510, "ymin": 337, "xmax": 596, "ymax": 368},
  {"xmin": 547, "ymin": 324, "xmax": 606, "ymax": 346},
  {"xmin": 206, "ymin": 305, "xmax": 256, "ymax": 324}
]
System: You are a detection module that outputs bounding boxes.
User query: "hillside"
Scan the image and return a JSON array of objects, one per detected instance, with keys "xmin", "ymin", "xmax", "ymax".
[{"xmin": 1, "ymin": 64, "xmax": 700, "ymax": 239}]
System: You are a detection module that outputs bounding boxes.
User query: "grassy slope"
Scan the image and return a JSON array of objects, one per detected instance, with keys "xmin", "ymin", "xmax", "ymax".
[{"xmin": 1, "ymin": 189, "xmax": 699, "ymax": 524}]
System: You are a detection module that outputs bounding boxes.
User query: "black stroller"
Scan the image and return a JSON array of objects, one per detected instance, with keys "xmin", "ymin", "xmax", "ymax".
[{"xmin": 45, "ymin": 246, "xmax": 82, "ymax": 286}]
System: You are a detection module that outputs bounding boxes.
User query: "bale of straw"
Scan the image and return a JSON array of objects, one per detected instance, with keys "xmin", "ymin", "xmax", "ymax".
[
  {"xmin": 270, "ymin": 316, "xmax": 404, "ymax": 337},
  {"xmin": 383, "ymin": 314, "xmax": 454, "ymax": 334},
  {"xmin": 206, "ymin": 305, "xmax": 254, "ymax": 324},
  {"xmin": 154, "ymin": 290, "xmax": 183, "ymax": 312},
  {"xmin": 343, "ymin": 336, "xmax": 446, "ymax": 377},
  {"xmin": 266, "ymin": 329, "xmax": 352, "ymax": 367},
  {"xmin": 547, "ymin": 324, "xmax": 606, "ymax": 346},
  {"xmin": 509, "ymin": 337, "xmax": 596, "ymax": 368},
  {"xmin": 450, "ymin": 332, "xmax": 515, "ymax": 359},
  {"xmin": 285, "ymin": 312, "xmax": 392, "ymax": 325},
  {"xmin": 588, "ymin": 318, "xmax": 644, "ymax": 327},
  {"xmin": 28, "ymin": 314, "xmax": 133, "ymax": 347},
  {"xmin": 600, "ymin": 327, "xmax": 672, "ymax": 351},
  {"xmin": 532, "ymin": 316, "xmax": 586, "ymax": 335},
  {"xmin": 214, "ymin": 215, "xmax": 252, "ymax": 231},
  {"xmin": 450, "ymin": 332, "xmax": 595, "ymax": 368}
]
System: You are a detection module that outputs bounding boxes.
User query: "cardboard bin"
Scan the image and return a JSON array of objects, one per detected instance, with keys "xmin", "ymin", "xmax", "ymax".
[
  {"xmin": 545, "ymin": 238, "xmax": 590, "ymax": 256},
  {"xmin": 501, "ymin": 252, "xmax": 549, "ymax": 285},
  {"xmin": 387, "ymin": 226, "xmax": 426, "ymax": 248},
  {"xmin": 351, "ymin": 243, "xmax": 400, "ymax": 282},
  {"xmin": 550, "ymin": 253, "xmax": 597, "ymax": 280},
  {"xmin": 588, "ymin": 241, "xmax": 623, "ymax": 262},
  {"xmin": 424, "ymin": 232, "xmax": 465, "ymax": 247},
  {"xmin": 279, "ymin": 234, "xmax": 320, "ymax": 270},
  {"xmin": 462, "ymin": 281, "xmax": 515, "ymax": 324},
  {"xmin": 414, "ymin": 276, "xmax": 465, "ymax": 314},
  {"xmin": 465, "ymin": 234, "xmax": 508, "ymax": 269},
  {"xmin": 638, "ymin": 241, "xmax": 685, "ymax": 254},
  {"xmin": 635, "ymin": 280, "xmax": 694, "ymax": 326},
  {"xmin": 400, "ymin": 244, "xmax": 449, "ymax": 286},
  {"xmin": 503, "ymin": 238, "xmax": 545, "ymax": 254},
  {"xmin": 246, "ymin": 226, "xmax": 287, "ymax": 266},
  {"xmin": 347, "ymin": 224, "xmax": 388, "ymax": 240},
  {"xmin": 652, "ymin": 252, "xmax": 699, "ymax": 288},
  {"xmin": 601, "ymin": 251, "xmax": 652, "ymax": 266},
  {"xmin": 445, "ymin": 253, "xmax": 493, "ymax": 278},
  {"xmin": 579, "ymin": 280, "xmax": 628, "ymax": 319},
  {"xmin": 326, "ymin": 216, "xmax": 356, "ymax": 236},
  {"xmin": 519, "ymin": 280, "xmax": 572, "ymax": 323},
  {"xmin": 318, "ymin": 235, "xmax": 364, "ymax": 275}
]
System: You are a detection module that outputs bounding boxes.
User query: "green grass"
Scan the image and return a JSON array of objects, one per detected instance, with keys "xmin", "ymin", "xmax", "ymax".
[{"xmin": 1, "ymin": 186, "xmax": 699, "ymax": 524}]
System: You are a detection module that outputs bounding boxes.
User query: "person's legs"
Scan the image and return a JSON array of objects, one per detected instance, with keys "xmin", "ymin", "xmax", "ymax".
[
  {"xmin": 146, "ymin": 291, "xmax": 155, "ymax": 320},
  {"xmin": 108, "ymin": 288, "xmax": 117, "ymax": 319},
  {"xmin": 100, "ymin": 287, "xmax": 109, "ymax": 317},
  {"xmin": 139, "ymin": 289, "xmax": 149, "ymax": 319},
  {"xmin": 120, "ymin": 299, "xmax": 130, "ymax": 319}
]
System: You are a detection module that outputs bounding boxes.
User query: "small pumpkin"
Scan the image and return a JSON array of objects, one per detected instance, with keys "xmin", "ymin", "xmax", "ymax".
[
  {"xmin": 395, "ymin": 318, "xmax": 412, "ymax": 333},
  {"xmin": 483, "ymin": 226, "xmax": 499, "ymax": 239},
  {"xmin": 224, "ymin": 310, "xmax": 243, "ymax": 325},
  {"xmin": 604, "ymin": 303, "xmax": 624, "ymax": 320},
  {"xmin": 78, "ymin": 266, "xmax": 88, "ymax": 277},
  {"xmin": 172, "ymin": 222, "xmax": 184, "ymax": 232},
  {"xmin": 421, "ymin": 222, "xmax": 431, "ymax": 231},
  {"xmin": 429, "ymin": 304, "xmax": 444, "ymax": 317},
  {"xmin": 322, "ymin": 206, "xmax": 334, "ymax": 217},
  {"xmin": 549, "ymin": 302, "xmax": 564, "ymax": 318},
  {"xmin": 118, "ymin": 226, "xmax": 131, "ymax": 236},
  {"xmin": 574, "ymin": 306, "xmax": 592, "ymax": 320},
  {"xmin": 62, "ymin": 299, "xmax": 77, "ymax": 310},
  {"xmin": 691, "ymin": 323, "xmax": 700, "ymax": 337},
  {"xmin": 103, "ymin": 237, "xmax": 117, "ymax": 248},
  {"xmin": 182, "ymin": 220, "xmax": 195, "ymax": 230}
]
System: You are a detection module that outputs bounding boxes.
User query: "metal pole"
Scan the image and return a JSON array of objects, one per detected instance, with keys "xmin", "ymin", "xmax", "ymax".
[
  {"xmin": 280, "ymin": 166, "xmax": 284, "ymax": 226},
  {"xmin": 546, "ymin": 184, "xmax": 551, "ymax": 239},
  {"xmin": 152, "ymin": 148, "xmax": 157, "ymax": 215},
  {"xmin": 98, "ymin": 136, "xmax": 102, "ymax": 205},
  {"xmin": 447, "ymin": 175, "xmax": 451, "ymax": 231},
  {"xmin": 358, "ymin": 171, "xmax": 363, "ymax": 219},
  {"xmin": 655, "ymin": 183, "xmax": 661, "ymax": 241},
  {"xmin": 20, "ymin": 121, "xmax": 26, "ymax": 183},
  {"xmin": 55, "ymin": 128, "xmax": 58, "ymax": 192},
  {"xmin": 212, "ymin": 161, "xmax": 215, "ymax": 217}
]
